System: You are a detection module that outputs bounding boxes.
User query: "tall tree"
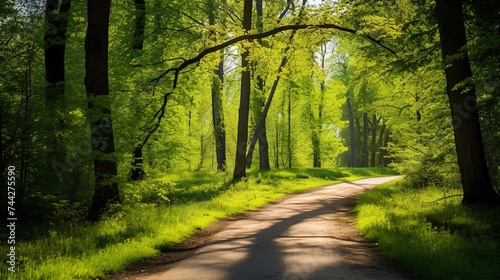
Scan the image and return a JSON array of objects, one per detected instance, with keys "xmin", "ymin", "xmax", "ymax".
[
  {"xmin": 310, "ymin": 43, "xmax": 328, "ymax": 168},
  {"xmin": 44, "ymin": 0, "xmax": 71, "ymax": 179},
  {"xmin": 233, "ymin": 0, "xmax": 253, "ymax": 180},
  {"xmin": 435, "ymin": 0, "xmax": 500, "ymax": 203},
  {"xmin": 130, "ymin": 0, "xmax": 147, "ymax": 180},
  {"xmin": 370, "ymin": 115, "xmax": 378, "ymax": 167},
  {"xmin": 361, "ymin": 112, "xmax": 368, "ymax": 167},
  {"xmin": 245, "ymin": 0, "xmax": 306, "ymax": 168},
  {"xmin": 208, "ymin": 0, "xmax": 227, "ymax": 171},
  {"xmin": 85, "ymin": 0, "xmax": 120, "ymax": 220}
]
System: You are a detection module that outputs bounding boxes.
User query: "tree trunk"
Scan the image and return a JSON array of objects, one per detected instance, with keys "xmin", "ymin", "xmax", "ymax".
[
  {"xmin": 377, "ymin": 123, "xmax": 386, "ymax": 167},
  {"xmin": 208, "ymin": 0, "xmax": 227, "ymax": 171},
  {"xmin": 274, "ymin": 118, "xmax": 280, "ymax": 168},
  {"xmin": 314, "ymin": 50, "xmax": 326, "ymax": 168},
  {"xmin": 435, "ymin": 0, "xmax": 499, "ymax": 204},
  {"xmin": 132, "ymin": 0, "xmax": 145, "ymax": 51},
  {"xmin": 233, "ymin": 0, "xmax": 253, "ymax": 180},
  {"xmin": 130, "ymin": 147, "xmax": 144, "ymax": 180},
  {"xmin": 245, "ymin": 46, "xmax": 291, "ymax": 169},
  {"xmin": 254, "ymin": 0, "xmax": 270, "ymax": 170},
  {"xmin": 85, "ymin": 0, "xmax": 120, "ymax": 221},
  {"xmin": 212, "ymin": 60, "xmax": 227, "ymax": 171},
  {"xmin": 346, "ymin": 97, "xmax": 357, "ymax": 167},
  {"xmin": 129, "ymin": 0, "xmax": 147, "ymax": 181},
  {"xmin": 44, "ymin": 0, "xmax": 71, "ymax": 181},
  {"xmin": 371, "ymin": 115, "xmax": 377, "ymax": 167},
  {"xmin": 363, "ymin": 112, "xmax": 369, "ymax": 167},
  {"xmin": 287, "ymin": 89, "xmax": 292, "ymax": 168}
]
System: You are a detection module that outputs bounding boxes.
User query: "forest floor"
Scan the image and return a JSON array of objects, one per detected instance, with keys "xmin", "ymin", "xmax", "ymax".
[{"xmin": 109, "ymin": 176, "xmax": 417, "ymax": 280}]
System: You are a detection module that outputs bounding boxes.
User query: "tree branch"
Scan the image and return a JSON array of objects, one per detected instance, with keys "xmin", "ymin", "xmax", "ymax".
[
  {"xmin": 142, "ymin": 22, "xmax": 397, "ymax": 151},
  {"xmin": 152, "ymin": 23, "xmax": 397, "ymax": 85}
]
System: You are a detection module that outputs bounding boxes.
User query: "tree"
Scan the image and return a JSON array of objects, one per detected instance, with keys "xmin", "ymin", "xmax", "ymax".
[
  {"xmin": 251, "ymin": 0, "xmax": 271, "ymax": 170},
  {"xmin": 130, "ymin": 0, "xmax": 147, "ymax": 181},
  {"xmin": 435, "ymin": 0, "xmax": 500, "ymax": 204},
  {"xmin": 245, "ymin": 0, "xmax": 306, "ymax": 169},
  {"xmin": 233, "ymin": 0, "xmax": 253, "ymax": 180},
  {"xmin": 85, "ymin": 0, "xmax": 120, "ymax": 220},
  {"xmin": 208, "ymin": 0, "xmax": 227, "ymax": 171},
  {"xmin": 44, "ymin": 0, "xmax": 71, "ymax": 176}
]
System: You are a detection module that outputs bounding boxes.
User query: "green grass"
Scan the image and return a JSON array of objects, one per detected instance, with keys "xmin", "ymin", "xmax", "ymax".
[
  {"xmin": 0, "ymin": 167, "xmax": 395, "ymax": 280},
  {"xmin": 353, "ymin": 179, "xmax": 500, "ymax": 280}
]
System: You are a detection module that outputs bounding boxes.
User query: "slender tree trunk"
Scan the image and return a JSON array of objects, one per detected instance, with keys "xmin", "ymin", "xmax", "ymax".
[
  {"xmin": 86, "ymin": 0, "xmax": 120, "ymax": 221},
  {"xmin": 346, "ymin": 97, "xmax": 357, "ymax": 167},
  {"xmin": 251, "ymin": 0, "xmax": 271, "ymax": 170},
  {"xmin": 130, "ymin": 0, "xmax": 146, "ymax": 180},
  {"xmin": 435, "ymin": 0, "xmax": 499, "ymax": 203},
  {"xmin": 208, "ymin": 0, "xmax": 227, "ymax": 171},
  {"xmin": 212, "ymin": 59, "xmax": 227, "ymax": 171},
  {"xmin": 356, "ymin": 115, "xmax": 362, "ymax": 166},
  {"xmin": 311, "ymin": 81, "xmax": 324, "ymax": 168},
  {"xmin": 363, "ymin": 112, "xmax": 369, "ymax": 167},
  {"xmin": 274, "ymin": 118, "xmax": 279, "ymax": 168},
  {"xmin": 377, "ymin": 123, "xmax": 386, "ymax": 167},
  {"xmin": 313, "ymin": 50, "xmax": 326, "ymax": 168},
  {"xmin": 130, "ymin": 147, "xmax": 144, "ymax": 180},
  {"xmin": 132, "ymin": 0, "xmax": 145, "ymax": 50},
  {"xmin": 233, "ymin": 0, "xmax": 253, "ymax": 180},
  {"xmin": 371, "ymin": 115, "xmax": 377, "ymax": 167},
  {"xmin": 44, "ymin": 0, "xmax": 71, "ymax": 180},
  {"xmin": 312, "ymin": 133, "xmax": 321, "ymax": 167},
  {"xmin": 245, "ymin": 47, "xmax": 290, "ymax": 168},
  {"xmin": 287, "ymin": 89, "xmax": 292, "ymax": 168}
]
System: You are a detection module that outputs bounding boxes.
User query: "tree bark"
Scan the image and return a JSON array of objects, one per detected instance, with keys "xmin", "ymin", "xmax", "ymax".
[
  {"xmin": 132, "ymin": 0, "xmax": 145, "ymax": 51},
  {"xmin": 233, "ymin": 0, "xmax": 253, "ymax": 180},
  {"xmin": 212, "ymin": 59, "xmax": 227, "ymax": 171},
  {"xmin": 85, "ymin": 0, "xmax": 120, "ymax": 221},
  {"xmin": 377, "ymin": 123, "xmax": 386, "ymax": 167},
  {"xmin": 435, "ymin": 0, "xmax": 499, "ymax": 204},
  {"xmin": 254, "ymin": 0, "xmax": 270, "ymax": 170},
  {"xmin": 208, "ymin": 0, "xmax": 227, "ymax": 172}
]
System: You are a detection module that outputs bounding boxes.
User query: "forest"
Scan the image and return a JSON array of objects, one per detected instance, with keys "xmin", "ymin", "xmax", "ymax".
[{"xmin": 0, "ymin": 0, "xmax": 499, "ymax": 279}]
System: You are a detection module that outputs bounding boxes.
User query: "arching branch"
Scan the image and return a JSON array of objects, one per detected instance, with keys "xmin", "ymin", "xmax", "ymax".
[
  {"xmin": 142, "ymin": 23, "xmax": 397, "ymax": 150},
  {"xmin": 152, "ymin": 23, "xmax": 397, "ymax": 85}
]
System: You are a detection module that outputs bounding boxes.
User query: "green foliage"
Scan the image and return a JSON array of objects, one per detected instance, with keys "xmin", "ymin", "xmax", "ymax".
[
  {"xmin": 0, "ymin": 168, "xmax": 393, "ymax": 279},
  {"xmin": 1, "ymin": 0, "xmax": 499, "ymax": 276},
  {"xmin": 354, "ymin": 178, "xmax": 500, "ymax": 280}
]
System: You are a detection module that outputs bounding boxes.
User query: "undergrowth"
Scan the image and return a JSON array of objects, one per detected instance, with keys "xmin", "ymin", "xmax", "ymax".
[
  {"xmin": 0, "ymin": 167, "xmax": 395, "ymax": 279},
  {"xmin": 353, "ymin": 179, "xmax": 500, "ymax": 280}
]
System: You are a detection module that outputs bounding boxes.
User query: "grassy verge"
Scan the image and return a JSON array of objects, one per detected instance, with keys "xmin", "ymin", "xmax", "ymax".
[
  {"xmin": 1, "ymin": 167, "xmax": 395, "ymax": 280},
  {"xmin": 353, "ymin": 178, "xmax": 500, "ymax": 280}
]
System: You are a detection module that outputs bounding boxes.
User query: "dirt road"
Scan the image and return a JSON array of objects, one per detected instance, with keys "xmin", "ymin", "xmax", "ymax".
[{"xmin": 113, "ymin": 176, "xmax": 415, "ymax": 280}]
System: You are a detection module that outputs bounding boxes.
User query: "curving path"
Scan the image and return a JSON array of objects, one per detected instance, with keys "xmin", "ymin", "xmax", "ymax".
[{"xmin": 115, "ymin": 176, "xmax": 415, "ymax": 280}]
